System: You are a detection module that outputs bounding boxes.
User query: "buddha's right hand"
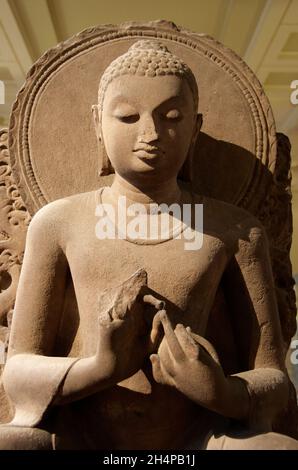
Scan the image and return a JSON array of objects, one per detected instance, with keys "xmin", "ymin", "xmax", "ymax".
[
  {"xmin": 95, "ymin": 292, "xmax": 164, "ymax": 384},
  {"xmin": 52, "ymin": 291, "xmax": 165, "ymax": 403}
]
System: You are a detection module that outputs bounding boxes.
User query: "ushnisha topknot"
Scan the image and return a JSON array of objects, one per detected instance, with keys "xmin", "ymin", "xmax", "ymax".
[{"xmin": 97, "ymin": 39, "xmax": 199, "ymax": 113}]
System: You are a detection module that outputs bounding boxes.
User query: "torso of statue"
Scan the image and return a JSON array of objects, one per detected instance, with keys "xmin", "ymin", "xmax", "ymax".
[
  {"xmin": 48, "ymin": 187, "xmax": 253, "ymax": 450},
  {"xmin": 2, "ymin": 38, "xmax": 296, "ymax": 452}
]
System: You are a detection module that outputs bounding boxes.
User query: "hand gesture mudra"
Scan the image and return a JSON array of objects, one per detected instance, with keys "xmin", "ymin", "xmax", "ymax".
[
  {"xmin": 96, "ymin": 269, "xmax": 164, "ymax": 383},
  {"xmin": 150, "ymin": 311, "xmax": 229, "ymax": 413}
]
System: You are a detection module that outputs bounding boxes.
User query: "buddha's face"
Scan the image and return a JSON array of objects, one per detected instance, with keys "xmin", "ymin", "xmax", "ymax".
[{"xmin": 98, "ymin": 74, "xmax": 199, "ymax": 185}]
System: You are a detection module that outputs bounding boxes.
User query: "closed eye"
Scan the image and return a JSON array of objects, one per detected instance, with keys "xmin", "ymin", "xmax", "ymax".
[{"xmin": 115, "ymin": 114, "xmax": 140, "ymax": 124}]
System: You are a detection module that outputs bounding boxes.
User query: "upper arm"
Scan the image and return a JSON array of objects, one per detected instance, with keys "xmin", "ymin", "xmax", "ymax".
[
  {"xmin": 223, "ymin": 221, "xmax": 285, "ymax": 371},
  {"xmin": 8, "ymin": 203, "xmax": 69, "ymax": 357}
]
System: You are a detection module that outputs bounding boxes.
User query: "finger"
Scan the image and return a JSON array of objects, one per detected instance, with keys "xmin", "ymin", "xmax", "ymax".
[
  {"xmin": 152, "ymin": 310, "xmax": 163, "ymax": 332},
  {"xmin": 143, "ymin": 295, "xmax": 165, "ymax": 310},
  {"xmin": 189, "ymin": 332, "xmax": 220, "ymax": 364},
  {"xmin": 160, "ymin": 311, "xmax": 185, "ymax": 362},
  {"xmin": 175, "ymin": 324, "xmax": 198, "ymax": 359},
  {"xmin": 150, "ymin": 354, "xmax": 164, "ymax": 383},
  {"xmin": 150, "ymin": 354, "xmax": 173, "ymax": 386},
  {"xmin": 148, "ymin": 311, "xmax": 163, "ymax": 353}
]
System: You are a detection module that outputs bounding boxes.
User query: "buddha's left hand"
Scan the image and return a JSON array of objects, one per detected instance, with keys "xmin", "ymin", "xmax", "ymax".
[{"xmin": 150, "ymin": 311, "xmax": 229, "ymax": 414}]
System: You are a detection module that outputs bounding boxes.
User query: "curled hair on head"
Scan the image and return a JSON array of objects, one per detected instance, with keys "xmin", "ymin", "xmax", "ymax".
[
  {"xmin": 98, "ymin": 40, "xmax": 199, "ymax": 116},
  {"xmin": 96, "ymin": 40, "xmax": 199, "ymax": 179}
]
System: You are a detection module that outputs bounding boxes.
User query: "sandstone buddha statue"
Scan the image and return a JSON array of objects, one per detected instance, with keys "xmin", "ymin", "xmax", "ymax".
[{"xmin": 0, "ymin": 40, "xmax": 297, "ymax": 450}]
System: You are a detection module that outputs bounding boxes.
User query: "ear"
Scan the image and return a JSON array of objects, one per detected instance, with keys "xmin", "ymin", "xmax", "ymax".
[
  {"xmin": 92, "ymin": 104, "xmax": 101, "ymax": 141},
  {"xmin": 193, "ymin": 113, "xmax": 202, "ymax": 142},
  {"xmin": 178, "ymin": 113, "xmax": 202, "ymax": 183},
  {"xmin": 92, "ymin": 104, "xmax": 114, "ymax": 177}
]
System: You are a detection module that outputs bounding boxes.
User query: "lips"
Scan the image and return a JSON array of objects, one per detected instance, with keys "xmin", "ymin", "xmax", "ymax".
[{"xmin": 133, "ymin": 146, "xmax": 164, "ymax": 160}]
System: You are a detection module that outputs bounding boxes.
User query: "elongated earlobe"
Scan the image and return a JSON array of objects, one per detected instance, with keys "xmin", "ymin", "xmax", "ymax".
[
  {"xmin": 98, "ymin": 141, "xmax": 114, "ymax": 176},
  {"xmin": 178, "ymin": 113, "xmax": 202, "ymax": 183},
  {"xmin": 91, "ymin": 104, "xmax": 114, "ymax": 176}
]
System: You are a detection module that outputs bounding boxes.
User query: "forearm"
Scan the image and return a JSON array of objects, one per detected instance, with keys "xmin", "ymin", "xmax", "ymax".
[
  {"xmin": 3, "ymin": 353, "xmax": 78, "ymax": 426},
  {"xmin": 3, "ymin": 352, "xmax": 117, "ymax": 426},
  {"xmin": 55, "ymin": 355, "xmax": 116, "ymax": 405},
  {"xmin": 219, "ymin": 368, "xmax": 288, "ymax": 429}
]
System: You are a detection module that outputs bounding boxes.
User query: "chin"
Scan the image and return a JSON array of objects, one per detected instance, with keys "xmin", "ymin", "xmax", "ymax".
[{"xmin": 126, "ymin": 163, "xmax": 161, "ymax": 177}]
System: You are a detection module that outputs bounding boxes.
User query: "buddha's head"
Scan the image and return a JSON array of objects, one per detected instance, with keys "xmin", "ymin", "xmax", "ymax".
[{"xmin": 92, "ymin": 40, "xmax": 202, "ymax": 186}]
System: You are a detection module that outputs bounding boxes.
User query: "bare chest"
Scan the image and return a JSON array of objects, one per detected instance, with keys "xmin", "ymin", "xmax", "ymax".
[{"xmin": 66, "ymin": 227, "xmax": 228, "ymax": 331}]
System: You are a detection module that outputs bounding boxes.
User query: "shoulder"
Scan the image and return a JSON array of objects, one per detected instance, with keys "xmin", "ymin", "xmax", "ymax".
[
  {"xmin": 31, "ymin": 190, "xmax": 98, "ymax": 222},
  {"xmin": 196, "ymin": 193, "xmax": 264, "ymax": 234},
  {"xmin": 28, "ymin": 190, "xmax": 99, "ymax": 244},
  {"xmin": 192, "ymin": 193, "xmax": 267, "ymax": 255}
]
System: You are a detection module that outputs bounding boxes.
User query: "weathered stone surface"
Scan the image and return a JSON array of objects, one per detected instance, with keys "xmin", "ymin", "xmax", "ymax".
[{"xmin": 0, "ymin": 21, "xmax": 297, "ymax": 449}]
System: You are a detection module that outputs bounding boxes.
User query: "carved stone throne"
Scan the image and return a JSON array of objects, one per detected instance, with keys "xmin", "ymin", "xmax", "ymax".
[{"xmin": 0, "ymin": 20, "xmax": 297, "ymax": 436}]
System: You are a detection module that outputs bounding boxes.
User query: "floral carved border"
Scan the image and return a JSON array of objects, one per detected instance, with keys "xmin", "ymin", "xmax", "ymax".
[{"xmin": 0, "ymin": 128, "xmax": 30, "ymax": 350}]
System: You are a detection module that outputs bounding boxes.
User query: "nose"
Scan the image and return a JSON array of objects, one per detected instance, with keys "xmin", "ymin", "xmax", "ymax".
[{"xmin": 139, "ymin": 114, "xmax": 159, "ymax": 143}]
